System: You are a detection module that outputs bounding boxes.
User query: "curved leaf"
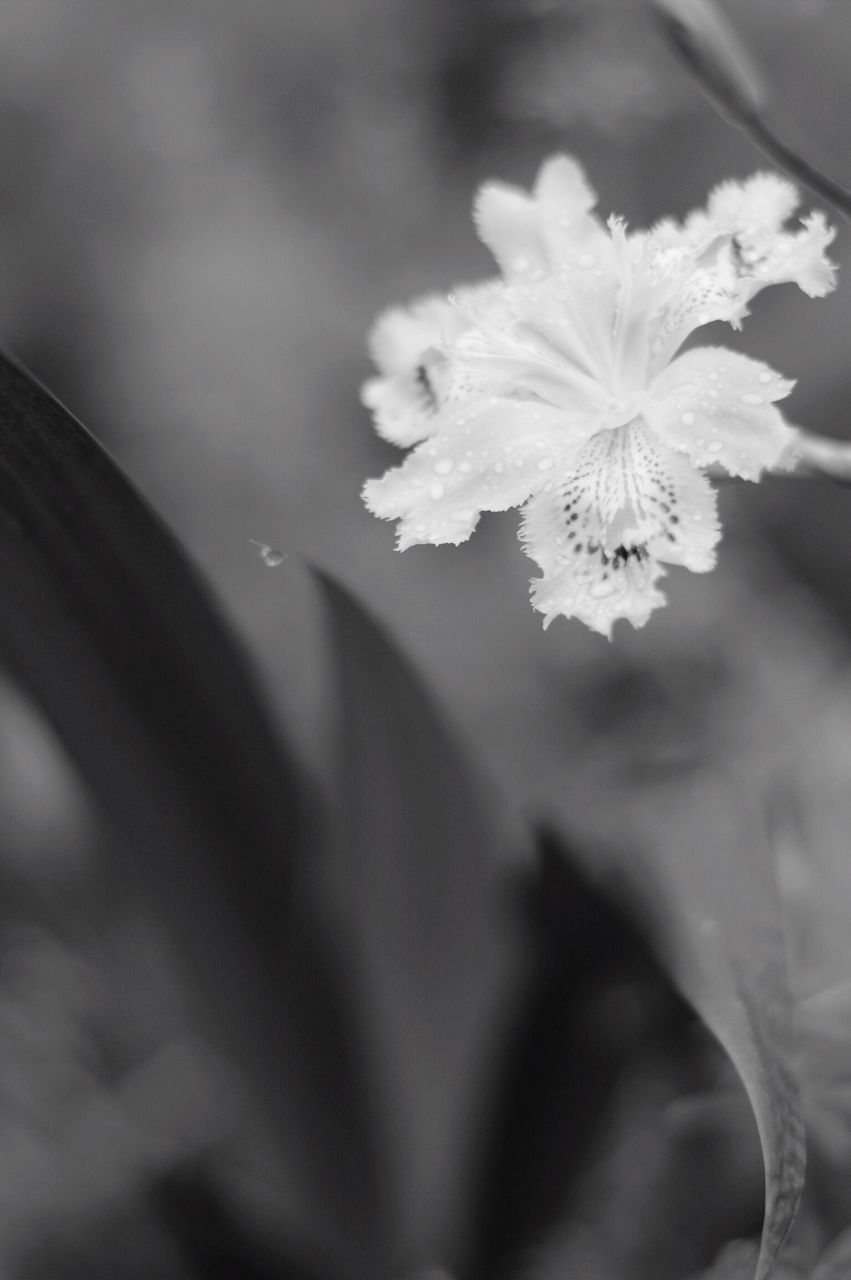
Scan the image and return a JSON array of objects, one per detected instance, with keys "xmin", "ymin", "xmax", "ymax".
[
  {"xmin": 0, "ymin": 350, "xmax": 381, "ymax": 1276},
  {"xmin": 314, "ymin": 570, "xmax": 523, "ymax": 1265},
  {"xmin": 466, "ymin": 827, "xmax": 694, "ymax": 1280},
  {"xmin": 573, "ymin": 756, "xmax": 804, "ymax": 1280}
]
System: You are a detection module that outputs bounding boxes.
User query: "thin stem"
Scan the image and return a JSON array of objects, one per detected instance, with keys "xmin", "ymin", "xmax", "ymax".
[{"xmin": 784, "ymin": 430, "xmax": 851, "ymax": 485}]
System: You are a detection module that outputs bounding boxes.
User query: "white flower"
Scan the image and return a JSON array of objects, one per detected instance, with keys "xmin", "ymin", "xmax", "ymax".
[{"xmin": 361, "ymin": 155, "xmax": 835, "ymax": 637}]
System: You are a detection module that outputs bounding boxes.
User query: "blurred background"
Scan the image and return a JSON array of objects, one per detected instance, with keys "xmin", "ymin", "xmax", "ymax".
[{"xmin": 1, "ymin": 1, "xmax": 851, "ymax": 1276}]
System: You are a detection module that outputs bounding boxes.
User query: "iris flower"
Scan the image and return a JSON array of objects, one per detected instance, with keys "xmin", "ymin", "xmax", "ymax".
[{"xmin": 362, "ymin": 156, "xmax": 835, "ymax": 637}]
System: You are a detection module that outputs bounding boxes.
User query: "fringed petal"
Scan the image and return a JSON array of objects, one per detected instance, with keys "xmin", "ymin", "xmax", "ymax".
[
  {"xmin": 361, "ymin": 285, "xmax": 496, "ymax": 446},
  {"xmin": 647, "ymin": 346, "xmax": 797, "ymax": 479},
  {"xmin": 473, "ymin": 182, "xmax": 544, "ymax": 278},
  {"xmin": 363, "ymin": 398, "xmax": 571, "ymax": 550},
  {"xmin": 473, "ymin": 155, "xmax": 614, "ymax": 298},
  {"xmin": 520, "ymin": 420, "xmax": 720, "ymax": 638},
  {"xmin": 644, "ymin": 172, "xmax": 836, "ymax": 370},
  {"xmin": 367, "ymin": 294, "xmax": 464, "ymax": 375}
]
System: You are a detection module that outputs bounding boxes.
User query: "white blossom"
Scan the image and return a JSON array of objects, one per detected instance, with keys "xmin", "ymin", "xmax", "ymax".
[{"xmin": 362, "ymin": 156, "xmax": 835, "ymax": 637}]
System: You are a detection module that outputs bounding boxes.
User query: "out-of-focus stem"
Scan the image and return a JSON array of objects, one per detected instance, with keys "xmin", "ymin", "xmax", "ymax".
[
  {"xmin": 652, "ymin": 0, "xmax": 851, "ymax": 225},
  {"xmin": 783, "ymin": 430, "xmax": 851, "ymax": 484}
]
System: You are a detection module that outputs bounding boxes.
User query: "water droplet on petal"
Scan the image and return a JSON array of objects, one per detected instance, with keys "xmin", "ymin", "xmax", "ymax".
[
  {"xmin": 589, "ymin": 579, "xmax": 615, "ymax": 598},
  {"xmin": 758, "ymin": 371, "xmax": 773, "ymax": 384},
  {"xmin": 433, "ymin": 458, "xmax": 454, "ymax": 475},
  {"xmin": 429, "ymin": 482, "xmax": 445, "ymax": 500},
  {"xmin": 708, "ymin": 440, "xmax": 723, "ymax": 453},
  {"xmin": 681, "ymin": 411, "xmax": 696, "ymax": 426},
  {"xmin": 452, "ymin": 509, "xmax": 473, "ymax": 522},
  {"xmin": 537, "ymin": 457, "xmax": 554, "ymax": 471},
  {"xmin": 742, "ymin": 393, "xmax": 764, "ymax": 405}
]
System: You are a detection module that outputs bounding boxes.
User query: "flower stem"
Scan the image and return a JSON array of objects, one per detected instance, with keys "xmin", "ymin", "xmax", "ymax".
[{"xmin": 784, "ymin": 430, "xmax": 851, "ymax": 484}]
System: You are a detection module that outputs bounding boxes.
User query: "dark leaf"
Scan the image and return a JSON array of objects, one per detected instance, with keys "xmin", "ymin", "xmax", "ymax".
[
  {"xmin": 0, "ymin": 351, "xmax": 381, "ymax": 1276},
  {"xmin": 466, "ymin": 827, "xmax": 694, "ymax": 1280},
  {"xmin": 315, "ymin": 571, "xmax": 523, "ymax": 1266}
]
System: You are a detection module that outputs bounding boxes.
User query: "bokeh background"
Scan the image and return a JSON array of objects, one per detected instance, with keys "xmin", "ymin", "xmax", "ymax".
[{"xmin": 1, "ymin": 2, "xmax": 851, "ymax": 1276}]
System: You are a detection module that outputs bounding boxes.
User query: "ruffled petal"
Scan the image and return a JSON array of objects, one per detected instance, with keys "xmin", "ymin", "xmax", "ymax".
[
  {"xmin": 646, "ymin": 346, "xmax": 797, "ymax": 479},
  {"xmin": 362, "ymin": 285, "xmax": 496, "ymax": 446},
  {"xmin": 520, "ymin": 419, "xmax": 720, "ymax": 638},
  {"xmin": 709, "ymin": 172, "xmax": 837, "ymax": 299},
  {"xmin": 642, "ymin": 173, "xmax": 836, "ymax": 372},
  {"xmin": 473, "ymin": 154, "xmax": 602, "ymax": 278},
  {"xmin": 363, "ymin": 398, "xmax": 573, "ymax": 550},
  {"xmin": 367, "ymin": 293, "xmax": 463, "ymax": 375}
]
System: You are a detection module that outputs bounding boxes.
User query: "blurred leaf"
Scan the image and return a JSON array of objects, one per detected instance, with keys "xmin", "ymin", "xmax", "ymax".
[
  {"xmin": 315, "ymin": 571, "xmax": 523, "ymax": 1265},
  {"xmin": 574, "ymin": 757, "xmax": 805, "ymax": 1280},
  {"xmin": 466, "ymin": 828, "xmax": 696, "ymax": 1280},
  {"xmin": 0, "ymin": 351, "xmax": 381, "ymax": 1278}
]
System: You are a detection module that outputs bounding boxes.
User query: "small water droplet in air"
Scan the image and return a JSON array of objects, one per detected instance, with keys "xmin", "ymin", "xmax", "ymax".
[
  {"xmin": 537, "ymin": 458, "xmax": 554, "ymax": 471},
  {"xmin": 681, "ymin": 411, "xmax": 696, "ymax": 426},
  {"xmin": 250, "ymin": 540, "xmax": 286, "ymax": 568},
  {"xmin": 429, "ymin": 482, "xmax": 445, "ymax": 500},
  {"xmin": 433, "ymin": 458, "xmax": 454, "ymax": 475}
]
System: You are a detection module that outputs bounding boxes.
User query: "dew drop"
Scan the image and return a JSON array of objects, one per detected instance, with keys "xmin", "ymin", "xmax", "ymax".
[
  {"xmin": 742, "ymin": 392, "xmax": 764, "ymax": 405},
  {"xmin": 452, "ymin": 509, "xmax": 473, "ymax": 522},
  {"xmin": 758, "ymin": 371, "xmax": 773, "ymax": 384},
  {"xmin": 589, "ymin": 579, "xmax": 615, "ymax": 599},
  {"xmin": 681, "ymin": 410, "xmax": 696, "ymax": 426},
  {"xmin": 707, "ymin": 440, "xmax": 723, "ymax": 453},
  {"xmin": 458, "ymin": 460, "xmax": 472, "ymax": 472},
  {"xmin": 429, "ymin": 482, "xmax": 445, "ymax": 500},
  {"xmin": 537, "ymin": 457, "xmax": 554, "ymax": 471},
  {"xmin": 251, "ymin": 541, "xmax": 286, "ymax": 568},
  {"xmin": 433, "ymin": 458, "xmax": 454, "ymax": 475}
]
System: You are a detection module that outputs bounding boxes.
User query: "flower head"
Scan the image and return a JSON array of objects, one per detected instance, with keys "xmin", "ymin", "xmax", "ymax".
[{"xmin": 361, "ymin": 156, "xmax": 835, "ymax": 637}]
